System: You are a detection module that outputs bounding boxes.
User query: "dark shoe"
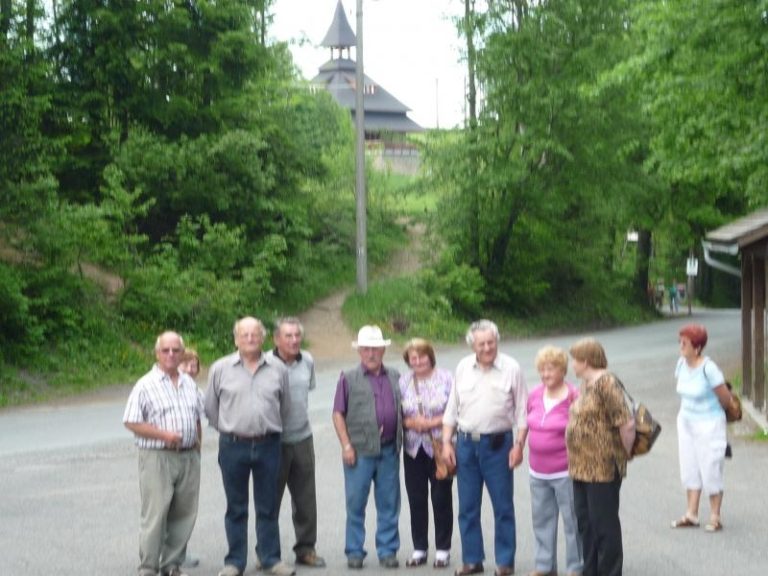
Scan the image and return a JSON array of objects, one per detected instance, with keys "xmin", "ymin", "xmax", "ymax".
[
  {"xmin": 455, "ymin": 564, "xmax": 484, "ymax": 576},
  {"xmin": 379, "ymin": 556, "xmax": 400, "ymax": 569},
  {"xmin": 434, "ymin": 557, "xmax": 450, "ymax": 569},
  {"xmin": 348, "ymin": 557, "xmax": 364, "ymax": 570},
  {"xmin": 495, "ymin": 567, "xmax": 514, "ymax": 576},
  {"xmin": 297, "ymin": 551, "xmax": 327, "ymax": 568}
]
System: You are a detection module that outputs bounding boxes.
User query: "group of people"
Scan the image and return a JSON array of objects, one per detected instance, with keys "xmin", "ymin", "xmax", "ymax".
[
  {"xmin": 124, "ymin": 316, "xmax": 737, "ymax": 576},
  {"xmin": 124, "ymin": 317, "xmax": 322, "ymax": 576}
]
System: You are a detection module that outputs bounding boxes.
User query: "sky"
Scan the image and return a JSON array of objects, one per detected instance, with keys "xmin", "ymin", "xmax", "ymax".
[{"xmin": 270, "ymin": 0, "xmax": 468, "ymax": 129}]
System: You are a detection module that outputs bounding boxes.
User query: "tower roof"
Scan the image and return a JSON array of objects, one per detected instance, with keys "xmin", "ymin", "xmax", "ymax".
[{"xmin": 321, "ymin": 0, "xmax": 356, "ymax": 49}]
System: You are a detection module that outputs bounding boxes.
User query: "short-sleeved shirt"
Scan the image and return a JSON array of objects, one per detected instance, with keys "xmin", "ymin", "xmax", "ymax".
[
  {"xmin": 266, "ymin": 349, "xmax": 316, "ymax": 443},
  {"xmin": 527, "ymin": 382, "xmax": 578, "ymax": 478},
  {"xmin": 399, "ymin": 367, "xmax": 453, "ymax": 458},
  {"xmin": 443, "ymin": 352, "xmax": 528, "ymax": 434},
  {"xmin": 204, "ymin": 351, "xmax": 290, "ymax": 436},
  {"xmin": 123, "ymin": 364, "xmax": 204, "ymax": 450},
  {"xmin": 675, "ymin": 356, "xmax": 725, "ymax": 421},
  {"xmin": 566, "ymin": 372, "xmax": 631, "ymax": 482}
]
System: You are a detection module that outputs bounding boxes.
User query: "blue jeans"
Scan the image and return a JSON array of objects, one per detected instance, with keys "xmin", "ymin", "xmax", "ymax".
[
  {"xmin": 343, "ymin": 442, "xmax": 401, "ymax": 560},
  {"xmin": 456, "ymin": 431, "xmax": 516, "ymax": 567},
  {"xmin": 218, "ymin": 433, "xmax": 282, "ymax": 571}
]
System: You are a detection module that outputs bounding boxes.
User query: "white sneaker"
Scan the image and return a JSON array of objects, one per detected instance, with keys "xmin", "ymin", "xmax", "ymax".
[
  {"xmin": 267, "ymin": 561, "xmax": 296, "ymax": 576},
  {"xmin": 217, "ymin": 565, "xmax": 242, "ymax": 576}
]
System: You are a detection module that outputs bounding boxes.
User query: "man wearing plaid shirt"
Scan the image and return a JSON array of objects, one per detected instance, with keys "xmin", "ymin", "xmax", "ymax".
[{"xmin": 124, "ymin": 331, "xmax": 204, "ymax": 576}]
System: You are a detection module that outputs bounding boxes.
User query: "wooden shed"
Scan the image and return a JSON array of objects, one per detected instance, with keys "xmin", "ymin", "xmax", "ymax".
[{"xmin": 704, "ymin": 208, "xmax": 768, "ymax": 414}]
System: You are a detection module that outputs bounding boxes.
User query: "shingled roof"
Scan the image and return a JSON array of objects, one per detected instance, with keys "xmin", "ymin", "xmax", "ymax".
[
  {"xmin": 706, "ymin": 208, "xmax": 768, "ymax": 249},
  {"xmin": 311, "ymin": 0, "xmax": 422, "ymax": 134}
]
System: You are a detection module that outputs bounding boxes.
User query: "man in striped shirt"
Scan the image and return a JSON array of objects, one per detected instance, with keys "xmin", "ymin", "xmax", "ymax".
[{"xmin": 124, "ymin": 331, "xmax": 204, "ymax": 576}]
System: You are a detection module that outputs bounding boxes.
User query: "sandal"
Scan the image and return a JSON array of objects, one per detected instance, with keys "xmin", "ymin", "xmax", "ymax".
[
  {"xmin": 671, "ymin": 515, "xmax": 700, "ymax": 528},
  {"xmin": 406, "ymin": 556, "xmax": 428, "ymax": 568},
  {"xmin": 705, "ymin": 519, "xmax": 723, "ymax": 532}
]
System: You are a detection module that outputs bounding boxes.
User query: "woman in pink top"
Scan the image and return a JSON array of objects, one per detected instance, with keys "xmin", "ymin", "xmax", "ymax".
[{"xmin": 522, "ymin": 345, "xmax": 583, "ymax": 576}]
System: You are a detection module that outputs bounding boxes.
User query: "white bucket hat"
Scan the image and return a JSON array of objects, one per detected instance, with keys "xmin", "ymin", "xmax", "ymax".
[{"xmin": 352, "ymin": 325, "xmax": 391, "ymax": 348}]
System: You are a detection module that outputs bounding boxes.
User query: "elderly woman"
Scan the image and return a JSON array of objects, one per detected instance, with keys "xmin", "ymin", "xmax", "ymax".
[
  {"xmin": 399, "ymin": 338, "xmax": 454, "ymax": 569},
  {"xmin": 671, "ymin": 323, "xmax": 732, "ymax": 532},
  {"xmin": 522, "ymin": 345, "xmax": 582, "ymax": 576},
  {"xmin": 179, "ymin": 349, "xmax": 200, "ymax": 380},
  {"xmin": 566, "ymin": 338, "xmax": 633, "ymax": 576}
]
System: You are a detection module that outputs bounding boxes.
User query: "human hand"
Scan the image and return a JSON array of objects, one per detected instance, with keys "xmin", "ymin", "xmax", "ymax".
[{"xmin": 342, "ymin": 444, "xmax": 357, "ymax": 467}]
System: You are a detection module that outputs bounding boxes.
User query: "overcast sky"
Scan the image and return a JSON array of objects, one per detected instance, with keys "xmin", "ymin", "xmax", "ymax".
[{"xmin": 270, "ymin": 0, "xmax": 468, "ymax": 129}]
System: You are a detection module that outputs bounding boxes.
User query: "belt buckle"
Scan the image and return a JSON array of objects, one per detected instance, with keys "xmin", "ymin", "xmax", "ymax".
[{"xmin": 471, "ymin": 432, "xmax": 481, "ymax": 442}]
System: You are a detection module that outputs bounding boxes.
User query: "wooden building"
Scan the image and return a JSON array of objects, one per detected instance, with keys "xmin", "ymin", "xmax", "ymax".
[
  {"xmin": 310, "ymin": 0, "xmax": 423, "ymax": 139},
  {"xmin": 704, "ymin": 208, "xmax": 768, "ymax": 414}
]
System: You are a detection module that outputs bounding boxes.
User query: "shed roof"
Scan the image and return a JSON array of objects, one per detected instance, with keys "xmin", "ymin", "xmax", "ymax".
[{"xmin": 706, "ymin": 208, "xmax": 768, "ymax": 249}]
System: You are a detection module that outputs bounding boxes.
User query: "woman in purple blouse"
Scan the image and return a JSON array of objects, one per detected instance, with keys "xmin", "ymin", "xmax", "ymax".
[
  {"xmin": 523, "ymin": 345, "xmax": 583, "ymax": 576},
  {"xmin": 399, "ymin": 338, "xmax": 454, "ymax": 569}
]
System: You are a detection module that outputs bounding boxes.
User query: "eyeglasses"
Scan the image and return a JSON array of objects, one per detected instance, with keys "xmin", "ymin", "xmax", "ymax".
[{"xmin": 160, "ymin": 348, "xmax": 182, "ymax": 355}]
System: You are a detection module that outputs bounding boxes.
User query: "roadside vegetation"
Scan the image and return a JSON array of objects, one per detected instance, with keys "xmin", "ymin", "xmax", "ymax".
[{"xmin": 1, "ymin": 0, "xmax": 758, "ymax": 407}]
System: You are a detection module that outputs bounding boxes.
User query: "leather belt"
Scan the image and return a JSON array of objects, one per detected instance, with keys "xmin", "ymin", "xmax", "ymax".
[
  {"xmin": 458, "ymin": 430, "xmax": 508, "ymax": 442},
  {"xmin": 223, "ymin": 432, "xmax": 279, "ymax": 443}
]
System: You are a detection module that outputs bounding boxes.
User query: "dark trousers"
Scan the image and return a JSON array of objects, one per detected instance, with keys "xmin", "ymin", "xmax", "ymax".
[
  {"xmin": 403, "ymin": 446, "xmax": 454, "ymax": 552},
  {"xmin": 573, "ymin": 474, "xmax": 623, "ymax": 576},
  {"xmin": 277, "ymin": 435, "xmax": 318, "ymax": 557}
]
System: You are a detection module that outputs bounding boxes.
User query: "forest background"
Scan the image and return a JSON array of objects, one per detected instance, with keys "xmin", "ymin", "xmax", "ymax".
[{"xmin": 0, "ymin": 0, "xmax": 763, "ymax": 406}]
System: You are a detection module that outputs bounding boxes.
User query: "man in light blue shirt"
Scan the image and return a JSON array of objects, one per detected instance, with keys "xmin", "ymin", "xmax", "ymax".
[{"xmin": 267, "ymin": 317, "xmax": 326, "ymax": 568}]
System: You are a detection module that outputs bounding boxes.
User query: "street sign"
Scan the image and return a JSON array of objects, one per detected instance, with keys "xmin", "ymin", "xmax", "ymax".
[{"xmin": 686, "ymin": 257, "xmax": 699, "ymax": 276}]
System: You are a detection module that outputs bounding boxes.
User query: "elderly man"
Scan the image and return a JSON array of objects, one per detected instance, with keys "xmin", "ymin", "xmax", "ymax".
[
  {"xmin": 332, "ymin": 325, "xmax": 402, "ymax": 570},
  {"xmin": 442, "ymin": 320, "xmax": 528, "ymax": 576},
  {"xmin": 123, "ymin": 331, "xmax": 204, "ymax": 576},
  {"xmin": 204, "ymin": 317, "xmax": 294, "ymax": 576},
  {"xmin": 266, "ymin": 317, "xmax": 325, "ymax": 568}
]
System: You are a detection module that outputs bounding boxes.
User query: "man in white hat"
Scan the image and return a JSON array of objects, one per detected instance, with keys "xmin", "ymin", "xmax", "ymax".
[{"xmin": 332, "ymin": 325, "xmax": 402, "ymax": 570}]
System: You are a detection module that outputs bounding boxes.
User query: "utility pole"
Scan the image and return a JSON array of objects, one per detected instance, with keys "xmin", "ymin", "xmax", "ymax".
[{"xmin": 355, "ymin": 0, "xmax": 368, "ymax": 293}]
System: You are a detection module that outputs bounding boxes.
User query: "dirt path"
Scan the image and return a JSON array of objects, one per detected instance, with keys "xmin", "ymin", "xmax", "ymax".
[{"xmin": 299, "ymin": 219, "xmax": 425, "ymax": 362}]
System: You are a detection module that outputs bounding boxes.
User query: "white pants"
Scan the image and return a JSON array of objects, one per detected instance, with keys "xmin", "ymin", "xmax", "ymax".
[{"xmin": 677, "ymin": 413, "xmax": 726, "ymax": 494}]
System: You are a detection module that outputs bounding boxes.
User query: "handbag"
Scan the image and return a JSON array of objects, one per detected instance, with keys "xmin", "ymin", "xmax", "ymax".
[
  {"xmin": 431, "ymin": 437, "xmax": 456, "ymax": 480},
  {"xmin": 724, "ymin": 382, "xmax": 743, "ymax": 423},
  {"xmin": 412, "ymin": 376, "xmax": 455, "ymax": 480},
  {"xmin": 616, "ymin": 377, "xmax": 662, "ymax": 457}
]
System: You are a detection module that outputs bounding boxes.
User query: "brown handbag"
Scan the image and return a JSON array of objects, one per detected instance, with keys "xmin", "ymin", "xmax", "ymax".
[
  {"xmin": 724, "ymin": 382, "xmax": 743, "ymax": 423},
  {"xmin": 412, "ymin": 376, "xmax": 455, "ymax": 480}
]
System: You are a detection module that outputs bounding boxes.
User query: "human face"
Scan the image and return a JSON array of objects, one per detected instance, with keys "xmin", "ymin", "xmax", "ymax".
[
  {"xmin": 358, "ymin": 346, "xmax": 385, "ymax": 374},
  {"xmin": 275, "ymin": 322, "xmax": 302, "ymax": 362},
  {"xmin": 408, "ymin": 350, "xmax": 433, "ymax": 379},
  {"xmin": 539, "ymin": 361, "xmax": 565, "ymax": 390},
  {"xmin": 471, "ymin": 329, "xmax": 498, "ymax": 368},
  {"xmin": 679, "ymin": 336, "xmax": 698, "ymax": 361},
  {"xmin": 180, "ymin": 358, "xmax": 199, "ymax": 378},
  {"xmin": 571, "ymin": 357, "xmax": 587, "ymax": 378},
  {"xmin": 235, "ymin": 318, "xmax": 264, "ymax": 358},
  {"xmin": 155, "ymin": 333, "xmax": 184, "ymax": 375}
]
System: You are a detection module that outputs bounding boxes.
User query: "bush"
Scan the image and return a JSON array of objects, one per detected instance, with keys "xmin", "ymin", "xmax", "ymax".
[{"xmin": 0, "ymin": 263, "xmax": 42, "ymax": 361}]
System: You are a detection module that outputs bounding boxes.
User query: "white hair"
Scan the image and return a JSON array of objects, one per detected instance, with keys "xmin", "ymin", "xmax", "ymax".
[{"xmin": 465, "ymin": 319, "xmax": 500, "ymax": 346}]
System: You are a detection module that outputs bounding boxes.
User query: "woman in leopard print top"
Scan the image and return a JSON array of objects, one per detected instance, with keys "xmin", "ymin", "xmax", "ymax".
[{"xmin": 566, "ymin": 338, "xmax": 633, "ymax": 576}]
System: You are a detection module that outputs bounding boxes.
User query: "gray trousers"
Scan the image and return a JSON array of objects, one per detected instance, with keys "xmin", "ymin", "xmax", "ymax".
[
  {"xmin": 277, "ymin": 435, "xmax": 318, "ymax": 556},
  {"xmin": 137, "ymin": 449, "xmax": 200, "ymax": 575},
  {"xmin": 529, "ymin": 475, "xmax": 583, "ymax": 574}
]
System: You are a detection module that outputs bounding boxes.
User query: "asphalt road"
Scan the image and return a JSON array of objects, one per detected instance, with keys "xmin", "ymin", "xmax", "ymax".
[{"xmin": 1, "ymin": 308, "xmax": 766, "ymax": 576}]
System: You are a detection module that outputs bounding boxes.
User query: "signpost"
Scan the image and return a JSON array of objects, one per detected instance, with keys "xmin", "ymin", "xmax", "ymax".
[{"xmin": 686, "ymin": 256, "xmax": 699, "ymax": 316}]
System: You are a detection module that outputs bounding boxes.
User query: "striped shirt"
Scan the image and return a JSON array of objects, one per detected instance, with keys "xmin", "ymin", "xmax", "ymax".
[{"xmin": 123, "ymin": 364, "xmax": 204, "ymax": 450}]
